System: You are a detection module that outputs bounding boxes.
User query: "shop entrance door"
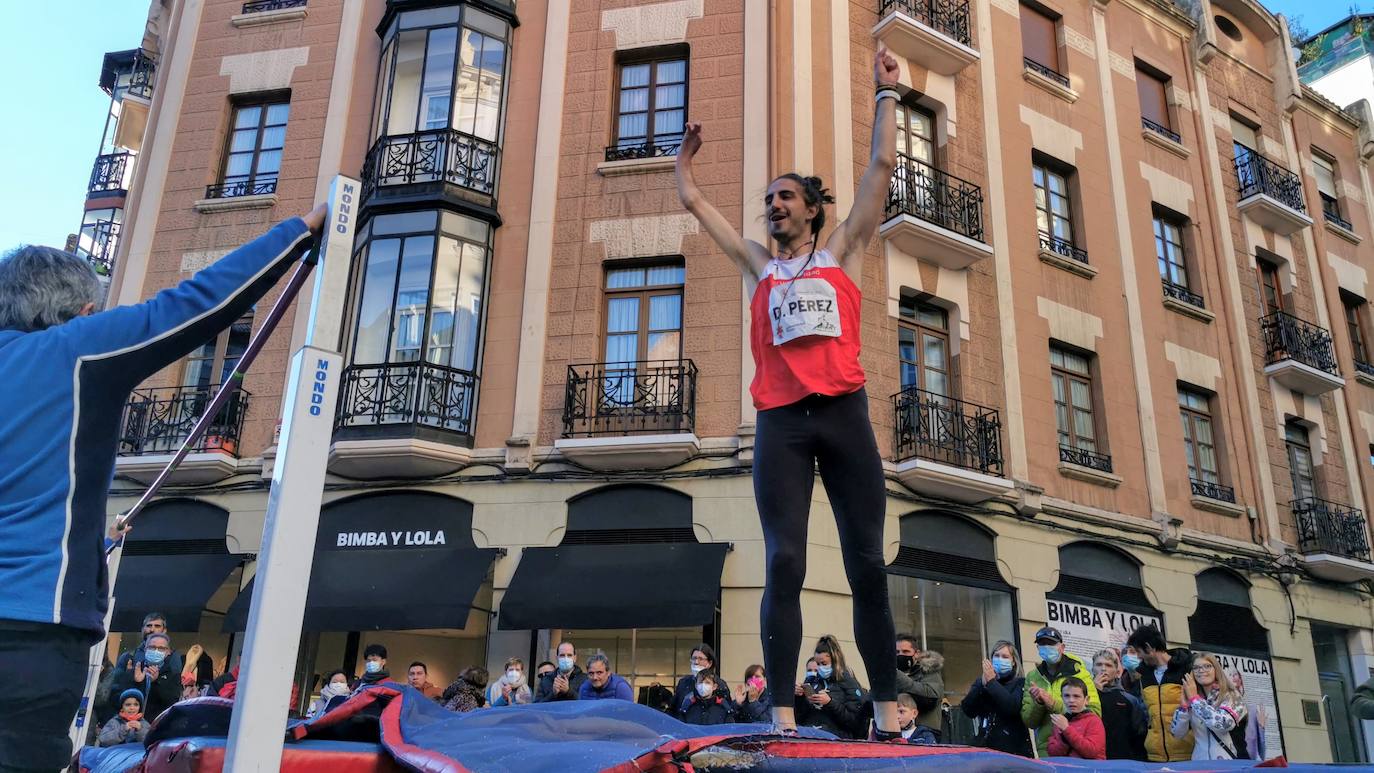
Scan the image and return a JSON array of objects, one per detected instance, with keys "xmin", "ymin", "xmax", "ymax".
[{"xmin": 1313, "ymin": 624, "xmax": 1368, "ymax": 763}]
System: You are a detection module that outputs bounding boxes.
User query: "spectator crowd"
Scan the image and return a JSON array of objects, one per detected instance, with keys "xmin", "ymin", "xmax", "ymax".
[{"xmin": 90, "ymin": 613, "xmax": 1268, "ymax": 762}]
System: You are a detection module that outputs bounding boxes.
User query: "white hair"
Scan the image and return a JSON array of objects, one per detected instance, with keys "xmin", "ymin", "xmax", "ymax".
[{"xmin": 0, "ymin": 245, "xmax": 101, "ymax": 332}]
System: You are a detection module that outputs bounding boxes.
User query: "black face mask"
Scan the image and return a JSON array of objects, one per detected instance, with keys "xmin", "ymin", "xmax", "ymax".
[{"xmin": 896, "ymin": 655, "xmax": 915, "ymax": 673}]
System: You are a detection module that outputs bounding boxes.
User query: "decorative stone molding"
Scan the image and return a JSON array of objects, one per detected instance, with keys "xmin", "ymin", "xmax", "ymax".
[
  {"xmin": 230, "ymin": 7, "xmax": 307, "ymax": 28},
  {"xmin": 1325, "ymin": 219, "xmax": 1363, "ymax": 246},
  {"xmin": 1162, "ymin": 295, "xmax": 1215, "ymax": 323},
  {"xmin": 1108, "ymin": 51, "xmax": 1135, "ymax": 79},
  {"xmin": 1036, "ymin": 297, "xmax": 1103, "ymax": 351},
  {"xmin": 1061, "ymin": 27, "xmax": 1096, "ymax": 59},
  {"xmin": 595, "ymin": 156, "xmax": 676, "ymax": 177},
  {"xmin": 1164, "ymin": 341, "xmax": 1222, "ymax": 391},
  {"xmin": 193, "ymin": 193, "xmax": 278, "ymax": 214},
  {"xmin": 1142, "ymin": 128, "xmax": 1190, "ymax": 159},
  {"xmin": 1058, "ymin": 461, "xmax": 1123, "ymax": 488},
  {"xmin": 1192, "ymin": 495, "xmax": 1247, "ymax": 518},
  {"xmin": 601, "ymin": 0, "xmax": 703, "ymax": 50},
  {"xmin": 219, "ymin": 46, "xmax": 309, "ymax": 94},
  {"xmin": 1038, "ymin": 249, "xmax": 1097, "ymax": 279},
  {"xmin": 180, "ymin": 248, "xmax": 230, "ymax": 273},
  {"xmin": 589, "ymin": 213, "xmax": 699, "ymax": 259},
  {"xmin": 1022, "ymin": 67, "xmax": 1080, "ymax": 104}
]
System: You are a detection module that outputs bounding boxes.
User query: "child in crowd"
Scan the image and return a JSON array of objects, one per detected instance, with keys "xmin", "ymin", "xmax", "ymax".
[
  {"xmin": 1047, "ymin": 677, "xmax": 1106, "ymax": 759},
  {"xmin": 98, "ymin": 689, "xmax": 150, "ymax": 747},
  {"xmin": 896, "ymin": 694, "xmax": 936, "ymax": 744}
]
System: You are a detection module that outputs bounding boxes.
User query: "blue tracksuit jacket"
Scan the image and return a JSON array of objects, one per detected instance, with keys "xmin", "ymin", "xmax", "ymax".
[{"xmin": 0, "ymin": 218, "xmax": 312, "ymax": 634}]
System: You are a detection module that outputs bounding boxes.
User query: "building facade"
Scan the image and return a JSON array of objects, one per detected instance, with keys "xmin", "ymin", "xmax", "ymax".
[{"xmin": 89, "ymin": 0, "xmax": 1374, "ymax": 762}]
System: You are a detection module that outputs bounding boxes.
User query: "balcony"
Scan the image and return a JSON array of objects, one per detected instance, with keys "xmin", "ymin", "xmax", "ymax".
[
  {"xmin": 1260, "ymin": 311, "xmax": 1343, "ymax": 395},
  {"xmin": 204, "ymin": 178, "xmax": 278, "ymax": 200},
  {"xmin": 82, "ymin": 220, "xmax": 121, "ymax": 277},
  {"xmin": 1292, "ymin": 497, "xmax": 1374, "ymax": 582},
  {"xmin": 89, "ymin": 151, "xmax": 135, "ymax": 196},
  {"xmin": 872, "ymin": 0, "xmax": 979, "ymax": 76},
  {"xmin": 1141, "ymin": 117, "xmax": 1181, "ymax": 145},
  {"xmin": 242, "ymin": 0, "xmax": 306, "ymax": 11},
  {"xmin": 1355, "ymin": 359, "xmax": 1374, "ymax": 386},
  {"xmin": 890, "ymin": 387, "xmax": 1011, "ymax": 503},
  {"xmin": 1190, "ymin": 477, "xmax": 1245, "ymax": 516},
  {"xmin": 360, "ymin": 128, "xmax": 499, "ymax": 211},
  {"xmin": 598, "ymin": 140, "xmax": 680, "ymax": 176},
  {"xmin": 114, "ymin": 385, "xmax": 250, "ymax": 484},
  {"xmin": 329, "ymin": 362, "xmax": 479, "ymax": 478},
  {"xmin": 879, "ymin": 152, "xmax": 992, "ymax": 270},
  {"xmin": 1233, "ymin": 145, "xmax": 1312, "ymax": 235},
  {"xmin": 1059, "ymin": 445, "xmax": 1121, "ymax": 487},
  {"xmin": 554, "ymin": 360, "xmax": 699, "ymax": 470}
]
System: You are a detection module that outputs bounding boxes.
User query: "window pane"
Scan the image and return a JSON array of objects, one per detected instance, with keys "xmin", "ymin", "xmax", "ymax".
[
  {"xmin": 259, "ymin": 125, "xmax": 286, "ymax": 150},
  {"xmin": 452, "ymin": 241, "xmax": 487, "ymax": 370},
  {"xmin": 898, "ymin": 327, "xmax": 916, "ymax": 364},
  {"xmin": 922, "ymin": 334, "xmax": 946, "ymax": 370},
  {"xmin": 657, "ymin": 60, "xmax": 686, "ymax": 83},
  {"xmin": 924, "ymin": 369, "xmax": 948, "ymax": 398},
  {"xmin": 647, "ymin": 330, "xmax": 680, "ymax": 361},
  {"xmin": 606, "ymin": 297, "xmax": 640, "ymax": 334},
  {"xmin": 1069, "ymin": 379, "xmax": 1092, "ymax": 410},
  {"xmin": 390, "ymin": 236, "xmax": 435, "ymax": 362},
  {"xmin": 1313, "ymin": 156, "xmax": 1337, "ymax": 198},
  {"xmin": 618, "ymin": 114, "xmax": 648, "ymax": 142},
  {"xmin": 234, "ymin": 106, "xmax": 261, "ymax": 129},
  {"xmin": 604, "ymin": 333, "xmax": 638, "ymax": 365},
  {"xmin": 373, "ymin": 210, "xmax": 438, "ymax": 235},
  {"xmin": 399, "ymin": 6, "xmax": 460, "ymax": 29},
  {"xmin": 1049, "ymin": 349, "xmax": 1064, "ymax": 370},
  {"xmin": 441, "ymin": 210, "xmax": 489, "ymax": 243},
  {"xmin": 265, "ymin": 103, "xmax": 289, "ymax": 126},
  {"xmin": 648, "ymin": 294, "xmax": 681, "ymax": 331},
  {"xmin": 645, "ymin": 264, "xmax": 684, "ymax": 286},
  {"xmin": 620, "ymin": 87, "xmax": 649, "ymax": 113},
  {"xmin": 253, "ymin": 149, "xmax": 281, "ymax": 177},
  {"xmin": 656, "ymin": 83, "xmax": 685, "ymax": 109},
  {"xmin": 427, "ymin": 236, "xmax": 462, "ymax": 367},
  {"xmin": 900, "ymin": 361, "xmax": 918, "ymax": 390},
  {"xmin": 224, "ymin": 153, "xmax": 253, "ymax": 180},
  {"xmin": 387, "ymin": 29, "xmax": 428, "ymax": 135},
  {"xmin": 419, "ymin": 27, "xmax": 458, "ymax": 131},
  {"xmin": 473, "ymin": 34, "xmax": 506, "ymax": 140},
  {"xmin": 621, "ymin": 64, "xmax": 650, "ymax": 88},
  {"xmin": 230, "ymin": 129, "xmax": 257, "ymax": 153},
  {"xmin": 353, "ymin": 240, "xmax": 401, "ymax": 363},
  {"xmin": 606, "ymin": 267, "xmax": 646, "ymax": 289},
  {"xmin": 654, "ymin": 109, "xmax": 684, "ymax": 136}
]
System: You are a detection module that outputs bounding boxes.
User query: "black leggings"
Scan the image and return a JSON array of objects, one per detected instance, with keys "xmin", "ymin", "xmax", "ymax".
[{"xmin": 754, "ymin": 388, "xmax": 897, "ymax": 703}]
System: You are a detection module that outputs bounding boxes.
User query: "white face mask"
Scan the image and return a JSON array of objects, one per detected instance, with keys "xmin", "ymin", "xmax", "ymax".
[
  {"xmin": 506, "ymin": 669, "xmax": 522, "ymax": 684},
  {"xmin": 322, "ymin": 682, "xmax": 348, "ymax": 699},
  {"xmin": 696, "ymin": 682, "xmax": 714, "ymax": 698},
  {"xmin": 690, "ymin": 663, "xmax": 705, "ymax": 675}
]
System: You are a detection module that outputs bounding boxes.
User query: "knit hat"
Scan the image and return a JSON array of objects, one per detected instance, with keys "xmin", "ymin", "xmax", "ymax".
[{"xmin": 118, "ymin": 688, "xmax": 144, "ymax": 707}]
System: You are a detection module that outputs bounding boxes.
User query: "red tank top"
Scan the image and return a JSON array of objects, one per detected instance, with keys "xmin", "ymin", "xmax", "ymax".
[{"xmin": 749, "ymin": 249, "xmax": 865, "ymax": 410}]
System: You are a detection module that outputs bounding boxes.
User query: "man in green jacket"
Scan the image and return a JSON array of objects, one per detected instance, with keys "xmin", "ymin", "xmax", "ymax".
[{"xmin": 1022, "ymin": 627, "xmax": 1100, "ymax": 757}]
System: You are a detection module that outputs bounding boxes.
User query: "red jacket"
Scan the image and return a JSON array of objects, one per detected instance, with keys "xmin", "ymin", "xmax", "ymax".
[{"xmin": 1047, "ymin": 711, "xmax": 1107, "ymax": 760}]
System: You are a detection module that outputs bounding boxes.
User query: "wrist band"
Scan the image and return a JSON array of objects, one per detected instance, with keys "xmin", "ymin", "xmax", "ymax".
[
  {"xmin": 876, "ymin": 86, "xmax": 899, "ymax": 97},
  {"xmin": 876, "ymin": 90, "xmax": 899, "ymax": 105}
]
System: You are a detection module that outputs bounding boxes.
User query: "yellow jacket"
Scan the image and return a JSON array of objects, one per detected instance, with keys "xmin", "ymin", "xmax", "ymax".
[
  {"xmin": 1134, "ymin": 649, "xmax": 1196, "ymax": 762},
  {"xmin": 1021, "ymin": 651, "xmax": 1100, "ymax": 757}
]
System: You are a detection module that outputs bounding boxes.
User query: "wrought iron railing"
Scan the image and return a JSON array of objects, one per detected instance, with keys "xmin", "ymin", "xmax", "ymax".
[
  {"xmin": 1141, "ymin": 116, "xmax": 1181, "ymax": 144},
  {"xmin": 1356, "ymin": 360, "xmax": 1374, "ymax": 378},
  {"xmin": 563, "ymin": 360, "xmax": 697, "ymax": 438},
  {"xmin": 205, "ymin": 178, "xmax": 278, "ymax": 199},
  {"xmin": 1191, "ymin": 477, "xmax": 1236, "ymax": 503},
  {"xmin": 1060, "ymin": 444, "xmax": 1113, "ymax": 473},
  {"xmin": 336, "ymin": 362, "xmax": 479, "ymax": 436},
  {"xmin": 125, "ymin": 50, "xmax": 157, "ymax": 100},
  {"xmin": 118, "ymin": 385, "xmax": 250, "ymax": 456},
  {"xmin": 1162, "ymin": 279, "xmax": 1204, "ymax": 309},
  {"xmin": 1292, "ymin": 497, "xmax": 1370, "ymax": 562},
  {"xmin": 1259, "ymin": 311, "xmax": 1339, "ymax": 376},
  {"xmin": 84, "ymin": 220, "xmax": 121, "ymax": 276},
  {"xmin": 1024, "ymin": 57, "xmax": 1069, "ymax": 88},
  {"xmin": 891, "ymin": 386, "xmax": 1003, "ymax": 475},
  {"xmin": 1321, "ymin": 193, "xmax": 1353, "ymax": 231},
  {"xmin": 242, "ymin": 0, "xmax": 306, "ymax": 12},
  {"xmin": 605, "ymin": 140, "xmax": 680, "ymax": 162},
  {"xmin": 361, "ymin": 128, "xmax": 498, "ymax": 203},
  {"xmin": 89, "ymin": 151, "xmax": 135, "ymax": 194},
  {"xmin": 885, "ymin": 152, "xmax": 986, "ymax": 242},
  {"xmin": 1039, "ymin": 231, "xmax": 1088, "ymax": 264},
  {"xmin": 878, "ymin": 0, "xmax": 973, "ymax": 47},
  {"xmin": 1233, "ymin": 144, "xmax": 1306, "ymax": 214}
]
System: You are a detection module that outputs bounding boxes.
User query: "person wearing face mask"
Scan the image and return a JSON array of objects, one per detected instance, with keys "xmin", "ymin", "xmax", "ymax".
[
  {"xmin": 536, "ymin": 641, "xmax": 588, "ymax": 702},
  {"xmin": 1092, "ymin": 648, "xmax": 1149, "ymax": 760},
  {"xmin": 733, "ymin": 664, "xmax": 772, "ymax": 723},
  {"xmin": 307, "ymin": 669, "xmax": 352, "ymax": 719},
  {"xmin": 109, "ymin": 632, "xmax": 182, "ymax": 722},
  {"xmin": 1021, "ymin": 627, "xmax": 1099, "ymax": 758},
  {"xmin": 673, "ymin": 644, "xmax": 730, "ymax": 715},
  {"xmin": 356, "ymin": 644, "xmax": 392, "ymax": 690},
  {"xmin": 960, "ymin": 640, "xmax": 1032, "ymax": 757},
  {"xmin": 793, "ymin": 635, "xmax": 867, "ymax": 739},
  {"xmin": 893, "ymin": 633, "xmax": 944, "ymax": 741},
  {"xmin": 489, "ymin": 657, "xmax": 533, "ymax": 706},
  {"xmin": 1126, "ymin": 623, "xmax": 1194, "ymax": 762},
  {"xmin": 680, "ymin": 669, "xmax": 737, "ymax": 725}
]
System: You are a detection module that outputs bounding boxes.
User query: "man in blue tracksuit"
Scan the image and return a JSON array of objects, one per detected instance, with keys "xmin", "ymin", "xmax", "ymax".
[{"xmin": 0, "ymin": 206, "xmax": 322, "ymax": 771}]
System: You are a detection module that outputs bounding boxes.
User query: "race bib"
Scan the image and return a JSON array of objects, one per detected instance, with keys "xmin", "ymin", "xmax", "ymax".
[{"xmin": 769, "ymin": 277, "xmax": 841, "ymax": 346}]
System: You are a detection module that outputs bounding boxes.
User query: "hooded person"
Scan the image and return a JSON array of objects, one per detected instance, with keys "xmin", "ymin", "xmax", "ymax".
[
  {"xmin": 1021, "ymin": 627, "xmax": 1100, "ymax": 758},
  {"xmin": 98, "ymin": 689, "xmax": 151, "ymax": 747},
  {"xmin": 894, "ymin": 633, "xmax": 944, "ymax": 741}
]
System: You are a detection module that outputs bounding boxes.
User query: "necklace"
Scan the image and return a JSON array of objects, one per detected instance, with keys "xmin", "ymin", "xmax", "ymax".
[{"xmin": 773, "ymin": 235, "xmax": 820, "ymax": 339}]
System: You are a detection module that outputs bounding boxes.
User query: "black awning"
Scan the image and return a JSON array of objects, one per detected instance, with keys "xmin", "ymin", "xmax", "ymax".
[
  {"xmin": 225, "ymin": 546, "xmax": 498, "ymax": 632},
  {"xmin": 110, "ymin": 499, "xmax": 239, "ymax": 632},
  {"xmin": 498, "ymin": 543, "xmax": 728, "ymax": 630},
  {"xmin": 224, "ymin": 491, "xmax": 497, "ymax": 632},
  {"xmin": 112, "ymin": 552, "xmax": 240, "ymax": 632}
]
